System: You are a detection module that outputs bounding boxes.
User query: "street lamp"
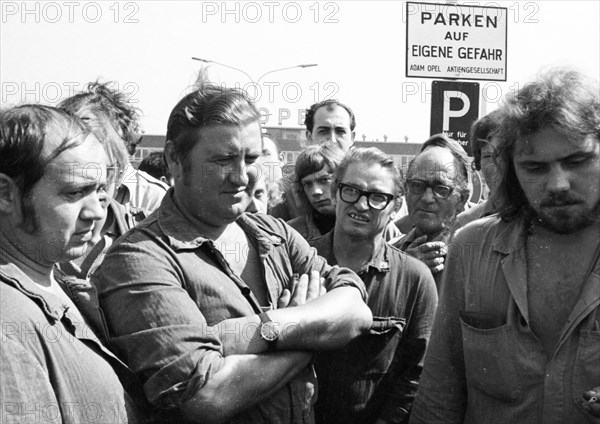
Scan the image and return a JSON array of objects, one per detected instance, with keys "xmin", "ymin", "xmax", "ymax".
[{"xmin": 191, "ymin": 57, "xmax": 317, "ymax": 85}]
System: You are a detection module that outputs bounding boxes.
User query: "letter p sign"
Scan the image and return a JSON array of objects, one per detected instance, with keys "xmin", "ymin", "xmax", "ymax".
[
  {"xmin": 430, "ymin": 80, "xmax": 479, "ymax": 156},
  {"xmin": 442, "ymin": 91, "xmax": 470, "ymax": 130}
]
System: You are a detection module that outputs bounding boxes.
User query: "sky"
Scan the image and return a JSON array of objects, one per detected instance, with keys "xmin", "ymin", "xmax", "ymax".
[{"xmin": 1, "ymin": 0, "xmax": 599, "ymax": 143}]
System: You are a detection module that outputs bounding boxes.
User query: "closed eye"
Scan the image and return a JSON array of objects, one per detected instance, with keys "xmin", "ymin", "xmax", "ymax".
[{"xmin": 563, "ymin": 155, "xmax": 591, "ymax": 168}]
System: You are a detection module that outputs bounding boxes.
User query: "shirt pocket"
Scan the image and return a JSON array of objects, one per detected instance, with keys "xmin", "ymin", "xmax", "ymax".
[
  {"xmin": 460, "ymin": 314, "xmax": 524, "ymax": 403},
  {"xmin": 571, "ymin": 329, "xmax": 600, "ymax": 411}
]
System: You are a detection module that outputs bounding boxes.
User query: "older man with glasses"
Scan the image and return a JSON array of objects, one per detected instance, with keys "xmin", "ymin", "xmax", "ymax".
[
  {"xmin": 310, "ymin": 147, "xmax": 437, "ymax": 424},
  {"xmin": 392, "ymin": 134, "xmax": 470, "ymax": 290}
]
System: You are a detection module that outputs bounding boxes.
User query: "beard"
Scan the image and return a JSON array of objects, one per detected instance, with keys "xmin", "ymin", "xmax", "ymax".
[
  {"xmin": 529, "ymin": 192, "xmax": 600, "ymax": 234},
  {"xmin": 16, "ymin": 192, "xmax": 40, "ymax": 235}
]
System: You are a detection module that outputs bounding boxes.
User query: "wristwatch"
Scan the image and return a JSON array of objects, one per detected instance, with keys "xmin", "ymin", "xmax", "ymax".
[{"xmin": 259, "ymin": 311, "xmax": 280, "ymax": 351}]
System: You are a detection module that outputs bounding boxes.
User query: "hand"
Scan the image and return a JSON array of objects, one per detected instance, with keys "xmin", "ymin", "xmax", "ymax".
[
  {"xmin": 581, "ymin": 387, "xmax": 600, "ymax": 423},
  {"xmin": 405, "ymin": 236, "xmax": 448, "ymax": 274},
  {"xmin": 278, "ymin": 271, "xmax": 326, "ymax": 308}
]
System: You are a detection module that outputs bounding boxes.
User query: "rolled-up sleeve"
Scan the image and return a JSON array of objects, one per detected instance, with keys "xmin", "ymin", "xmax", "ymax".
[{"xmin": 93, "ymin": 233, "xmax": 225, "ymax": 408}]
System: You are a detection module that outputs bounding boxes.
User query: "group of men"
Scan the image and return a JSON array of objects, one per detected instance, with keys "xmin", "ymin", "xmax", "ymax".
[{"xmin": 1, "ymin": 67, "xmax": 599, "ymax": 424}]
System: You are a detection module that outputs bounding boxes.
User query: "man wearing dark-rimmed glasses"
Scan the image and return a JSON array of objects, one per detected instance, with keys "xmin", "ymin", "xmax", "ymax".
[
  {"xmin": 310, "ymin": 147, "xmax": 437, "ymax": 424},
  {"xmin": 392, "ymin": 134, "xmax": 470, "ymax": 290}
]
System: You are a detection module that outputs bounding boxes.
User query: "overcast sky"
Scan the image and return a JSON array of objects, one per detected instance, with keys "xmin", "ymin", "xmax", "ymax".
[{"xmin": 1, "ymin": 0, "xmax": 599, "ymax": 142}]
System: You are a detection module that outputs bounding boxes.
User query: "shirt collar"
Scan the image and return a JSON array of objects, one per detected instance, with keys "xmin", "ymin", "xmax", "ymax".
[
  {"xmin": 361, "ymin": 238, "xmax": 391, "ymax": 273},
  {"xmin": 492, "ymin": 215, "xmax": 528, "ymax": 255},
  {"xmin": 0, "ymin": 261, "xmax": 69, "ymax": 322},
  {"xmin": 156, "ymin": 191, "xmax": 215, "ymax": 250},
  {"xmin": 156, "ymin": 192, "xmax": 284, "ymax": 254},
  {"xmin": 320, "ymin": 229, "xmax": 391, "ymax": 274}
]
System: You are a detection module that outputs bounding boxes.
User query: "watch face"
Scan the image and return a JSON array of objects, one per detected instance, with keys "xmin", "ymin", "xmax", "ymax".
[{"xmin": 261, "ymin": 321, "xmax": 280, "ymax": 342}]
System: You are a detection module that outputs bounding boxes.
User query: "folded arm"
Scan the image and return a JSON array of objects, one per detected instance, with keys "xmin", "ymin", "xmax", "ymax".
[{"xmin": 181, "ymin": 351, "xmax": 313, "ymax": 424}]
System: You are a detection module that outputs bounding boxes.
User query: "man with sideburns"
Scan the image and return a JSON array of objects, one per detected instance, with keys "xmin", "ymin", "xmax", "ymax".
[{"xmin": 94, "ymin": 84, "xmax": 372, "ymax": 423}]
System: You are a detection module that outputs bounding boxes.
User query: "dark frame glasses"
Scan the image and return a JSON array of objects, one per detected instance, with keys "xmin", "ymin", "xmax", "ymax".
[{"xmin": 338, "ymin": 183, "xmax": 395, "ymax": 210}]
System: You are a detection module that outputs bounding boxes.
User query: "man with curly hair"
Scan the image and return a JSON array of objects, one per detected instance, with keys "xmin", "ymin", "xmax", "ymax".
[
  {"xmin": 60, "ymin": 82, "xmax": 168, "ymax": 224},
  {"xmin": 410, "ymin": 68, "xmax": 600, "ymax": 424}
]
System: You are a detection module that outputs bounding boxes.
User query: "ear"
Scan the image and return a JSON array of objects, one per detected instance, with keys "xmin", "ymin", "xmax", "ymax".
[
  {"xmin": 350, "ymin": 131, "xmax": 356, "ymax": 142},
  {"xmin": 305, "ymin": 130, "xmax": 312, "ymax": 143},
  {"xmin": 0, "ymin": 173, "xmax": 21, "ymax": 215},
  {"xmin": 164, "ymin": 141, "xmax": 183, "ymax": 182}
]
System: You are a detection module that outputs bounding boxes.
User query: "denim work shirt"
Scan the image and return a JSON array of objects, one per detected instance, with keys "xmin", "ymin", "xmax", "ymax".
[
  {"xmin": 93, "ymin": 192, "xmax": 367, "ymax": 424},
  {"xmin": 410, "ymin": 216, "xmax": 600, "ymax": 424},
  {"xmin": 310, "ymin": 231, "xmax": 438, "ymax": 424},
  {"xmin": 0, "ymin": 262, "xmax": 147, "ymax": 424}
]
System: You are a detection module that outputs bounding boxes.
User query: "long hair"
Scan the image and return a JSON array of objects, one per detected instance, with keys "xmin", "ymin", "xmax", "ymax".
[
  {"xmin": 293, "ymin": 144, "xmax": 345, "ymax": 214},
  {"xmin": 493, "ymin": 67, "xmax": 600, "ymax": 221}
]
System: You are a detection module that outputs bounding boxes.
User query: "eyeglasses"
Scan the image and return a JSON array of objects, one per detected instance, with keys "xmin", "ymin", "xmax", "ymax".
[
  {"xmin": 406, "ymin": 179, "xmax": 454, "ymax": 199},
  {"xmin": 337, "ymin": 183, "xmax": 395, "ymax": 210}
]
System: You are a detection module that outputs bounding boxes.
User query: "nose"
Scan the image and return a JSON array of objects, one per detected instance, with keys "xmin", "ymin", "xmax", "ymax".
[
  {"xmin": 228, "ymin": 161, "xmax": 255, "ymax": 187},
  {"xmin": 328, "ymin": 130, "xmax": 336, "ymax": 144},
  {"xmin": 309, "ymin": 185, "xmax": 324, "ymax": 198},
  {"xmin": 81, "ymin": 191, "xmax": 107, "ymax": 222},
  {"xmin": 420, "ymin": 187, "xmax": 436, "ymax": 203},
  {"xmin": 354, "ymin": 195, "xmax": 370, "ymax": 211},
  {"xmin": 546, "ymin": 164, "xmax": 571, "ymax": 193},
  {"xmin": 246, "ymin": 198, "xmax": 259, "ymax": 214}
]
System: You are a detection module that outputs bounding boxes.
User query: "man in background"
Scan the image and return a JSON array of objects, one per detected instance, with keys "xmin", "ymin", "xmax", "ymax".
[
  {"xmin": 304, "ymin": 99, "xmax": 356, "ymax": 151},
  {"xmin": 138, "ymin": 151, "xmax": 174, "ymax": 187},
  {"xmin": 392, "ymin": 134, "xmax": 470, "ymax": 289},
  {"xmin": 60, "ymin": 82, "xmax": 168, "ymax": 224}
]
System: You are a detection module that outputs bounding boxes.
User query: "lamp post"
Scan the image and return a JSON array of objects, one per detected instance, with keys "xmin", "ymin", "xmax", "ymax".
[{"xmin": 191, "ymin": 57, "xmax": 317, "ymax": 85}]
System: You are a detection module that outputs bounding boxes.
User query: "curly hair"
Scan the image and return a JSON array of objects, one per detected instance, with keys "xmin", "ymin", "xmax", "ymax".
[
  {"xmin": 59, "ymin": 81, "xmax": 142, "ymax": 155},
  {"xmin": 493, "ymin": 67, "xmax": 600, "ymax": 221}
]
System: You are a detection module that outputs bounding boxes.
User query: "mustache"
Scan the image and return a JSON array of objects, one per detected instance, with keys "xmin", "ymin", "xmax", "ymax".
[{"xmin": 540, "ymin": 193, "xmax": 583, "ymax": 207}]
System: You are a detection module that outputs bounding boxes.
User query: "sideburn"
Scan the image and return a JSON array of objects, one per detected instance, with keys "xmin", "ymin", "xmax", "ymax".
[{"xmin": 16, "ymin": 191, "xmax": 40, "ymax": 235}]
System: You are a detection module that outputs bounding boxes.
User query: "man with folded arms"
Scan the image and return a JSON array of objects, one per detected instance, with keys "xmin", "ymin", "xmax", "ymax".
[{"xmin": 94, "ymin": 85, "xmax": 372, "ymax": 424}]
